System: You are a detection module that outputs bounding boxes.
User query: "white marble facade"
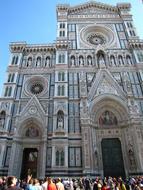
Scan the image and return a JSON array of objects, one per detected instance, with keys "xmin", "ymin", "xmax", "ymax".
[{"xmin": 0, "ymin": 1, "xmax": 143, "ymax": 178}]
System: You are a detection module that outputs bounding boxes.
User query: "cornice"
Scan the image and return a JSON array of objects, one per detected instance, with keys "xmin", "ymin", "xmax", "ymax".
[
  {"xmin": 10, "ymin": 42, "xmax": 56, "ymax": 54},
  {"xmin": 56, "ymin": 4, "xmax": 69, "ymax": 11},
  {"xmin": 68, "ymin": 1, "xmax": 118, "ymax": 14},
  {"xmin": 56, "ymin": 40, "xmax": 69, "ymax": 49},
  {"xmin": 128, "ymin": 39, "xmax": 143, "ymax": 49},
  {"xmin": 56, "ymin": 1, "xmax": 131, "ymax": 16}
]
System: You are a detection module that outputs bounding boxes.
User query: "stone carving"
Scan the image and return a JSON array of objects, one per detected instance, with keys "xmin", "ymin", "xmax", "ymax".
[
  {"xmin": 79, "ymin": 57, "xmax": 84, "ymax": 65},
  {"xmin": 123, "ymin": 72, "xmax": 132, "ymax": 94},
  {"xmin": 36, "ymin": 57, "xmax": 41, "ymax": 67},
  {"xmin": 57, "ymin": 114, "xmax": 64, "ymax": 129},
  {"xmin": 80, "ymin": 99, "xmax": 89, "ymax": 118},
  {"xmin": 29, "ymin": 106, "xmax": 37, "ymax": 114},
  {"xmin": 0, "ymin": 102, "xmax": 10, "ymax": 111},
  {"xmin": 87, "ymin": 57, "xmax": 92, "ymax": 65},
  {"xmin": 128, "ymin": 99, "xmax": 140, "ymax": 115},
  {"xmin": 128, "ymin": 144, "xmax": 136, "ymax": 170},
  {"xmin": 96, "ymin": 79, "xmax": 118, "ymax": 95},
  {"xmin": 27, "ymin": 58, "xmax": 32, "ymax": 67},
  {"xmin": 99, "ymin": 55, "xmax": 106, "ymax": 68},
  {"xmin": 80, "ymin": 72, "xmax": 87, "ymax": 96},
  {"xmin": 71, "ymin": 57, "xmax": 75, "ymax": 66}
]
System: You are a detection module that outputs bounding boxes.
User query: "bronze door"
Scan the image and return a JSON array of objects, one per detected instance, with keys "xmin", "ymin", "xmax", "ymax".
[
  {"xmin": 21, "ymin": 148, "xmax": 38, "ymax": 179},
  {"xmin": 101, "ymin": 138, "xmax": 125, "ymax": 178}
]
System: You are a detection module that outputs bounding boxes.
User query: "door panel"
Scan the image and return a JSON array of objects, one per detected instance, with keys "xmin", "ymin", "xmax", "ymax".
[{"xmin": 101, "ymin": 138, "xmax": 125, "ymax": 178}]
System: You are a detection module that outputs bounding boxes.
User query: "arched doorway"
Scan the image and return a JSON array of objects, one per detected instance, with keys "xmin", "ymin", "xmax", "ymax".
[
  {"xmin": 21, "ymin": 148, "xmax": 38, "ymax": 179},
  {"xmin": 101, "ymin": 138, "xmax": 125, "ymax": 178}
]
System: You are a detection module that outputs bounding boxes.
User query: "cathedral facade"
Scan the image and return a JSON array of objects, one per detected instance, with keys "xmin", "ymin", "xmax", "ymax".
[{"xmin": 0, "ymin": 1, "xmax": 143, "ymax": 179}]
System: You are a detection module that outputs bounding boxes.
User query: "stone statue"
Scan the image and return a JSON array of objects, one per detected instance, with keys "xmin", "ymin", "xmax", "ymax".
[
  {"xmin": 87, "ymin": 57, "xmax": 92, "ymax": 65},
  {"xmin": 57, "ymin": 115, "xmax": 64, "ymax": 128},
  {"xmin": 79, "ymin": 57, "xmax": 84, "ymax": 65},
  {"xmin": 128, "ymin": 99, "xmax": 140, "ymax": 115},
  {"xmin": 99, "ymin": 55, "xmax": 106, "ymax": 68},
  {"xmin": 71, "ymin": 57, "xmax": 75, "ymax": 66},
  {"xmin": 36, "ymin": 58, "xmax": 41, "ymax": 67},
  {"xmin": 45, "ymin": 58, "xmax": 50, "ymax": 67},
  {"xmin": 27, "ymin": 58, "xmax": 32, "ymax": 67},
  {"xmin": 128, "ymin": 144, "xmax": 136, "ymax": 169}
]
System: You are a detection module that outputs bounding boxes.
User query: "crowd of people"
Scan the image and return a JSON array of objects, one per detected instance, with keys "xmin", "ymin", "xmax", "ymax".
[{"xmin": 0, "ymin": 176, "xmax": 143, "ymax": 190}]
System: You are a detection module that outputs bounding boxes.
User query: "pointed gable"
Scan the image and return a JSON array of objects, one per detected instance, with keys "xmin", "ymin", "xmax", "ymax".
[
  {"xmin": 88, "ymin": 69, "xmax": 126, "ymax": 102},
  {"xmin": 18, "ymin": 95, "xmax": 46, "ymax": 123}
]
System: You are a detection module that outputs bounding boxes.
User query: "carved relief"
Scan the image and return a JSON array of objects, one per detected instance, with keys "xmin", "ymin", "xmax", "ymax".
[
  {"xmin": 80, "ymin": 99, "xmax": 89, "ymax": 118},
  {"xmin": 79, "ymin": 72, "xmax": 87, "ymax": 97},
  {"xmin": 128, "ymin": 99, "xmax": 140, "ymax": 115},
  {"xmin": 96, "ymin": 78, "xmax": 118, "ymax": 96}
]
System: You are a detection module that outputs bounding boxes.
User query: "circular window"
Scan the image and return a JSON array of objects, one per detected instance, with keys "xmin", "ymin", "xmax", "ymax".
[
  {"xmin": 87, "ymin": 33, "xmax": 106, "ymax": 46},
  {"xmin": 80, "ymin": 25, "xmax": 115, "ymax": 48},
  {"xmin": 30, "ymin": 83, "xmax": 44, "ymax": 94},
  {"xmin": 24, "ymin": 76, "xmax": 48, "ymax": 96}
]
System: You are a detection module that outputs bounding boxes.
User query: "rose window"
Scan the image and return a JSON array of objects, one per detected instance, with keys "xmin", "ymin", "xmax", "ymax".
[
  {"xmin": 24, "ymin": 76, "xmax": 48, "ymax": 96},
  {"xmin": 87, "ymin": 34, "xmax": 106, "ymax": 45},
  {"xmin": 30, "ymin": 83, "xmax": 44, "ymax": 95}
]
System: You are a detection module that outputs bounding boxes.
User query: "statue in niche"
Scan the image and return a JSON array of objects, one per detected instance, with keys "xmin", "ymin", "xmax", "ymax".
[
  {"xmin": 71, "ymin": 57, "xmax": 75, "ymax": 66},
  {"xmin": 87, "ymin": 57, "xmax": 92, "ymax": 65},
  {"xmin": 79, "ymin": 57, "xmax": 84, "ymax": 65},
  {"xmin": 128, "ymin": 144, "xmax": 136, "ymax": 169},
  {"xmin": 27, "ymin": 58, "xmax": 32, "ymax": 67},
  {"xmin": 25, "ymin": 126, "xmax": 39, "ymax": 137},
  {"xmin": 36, "ymin": 57, "xmax": 41, "ymax": 67},
  {"xmin": 57, "ymin": 112, "xmax": 64, "ymax": 129},
  {"xmin": 94, "ymin": 149, "xmax": 98, "ymax": 168},
  {"xmin": 98, "ymin": 55, "xmax": 106, "ymax": 68},
  {"xmin": 45, "ymin": 57, "xmax": 50, "ymax": 67}
]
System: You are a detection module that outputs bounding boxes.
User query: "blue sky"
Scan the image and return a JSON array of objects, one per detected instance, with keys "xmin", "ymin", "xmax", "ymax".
[{"xmin": 0, "ymin": 0, "xmax": 143, "ymax": 95}]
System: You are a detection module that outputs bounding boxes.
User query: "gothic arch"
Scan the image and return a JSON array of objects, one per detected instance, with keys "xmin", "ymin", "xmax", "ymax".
[
  {"xmin": 16, "ymin": 117, "xmax": 44, "ymax": 139},
  {"xmin": 89, "ymin": 95, "xmax": 128, "ymax": 126}
]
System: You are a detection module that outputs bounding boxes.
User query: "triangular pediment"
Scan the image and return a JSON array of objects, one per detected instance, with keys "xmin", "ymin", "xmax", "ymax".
[
  {"xmin": 88, "ymin": 69, "xmax": 126, "ymax": 101},
  {"xmin": 69, "ymin": 1, "xmax": 118, "ymax": 15},
  {"xmin": 19, "ymin": 95, "xmax": 46, "ymax": 121}
]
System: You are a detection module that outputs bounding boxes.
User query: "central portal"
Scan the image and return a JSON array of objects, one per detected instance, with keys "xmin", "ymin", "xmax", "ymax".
[
  {"xmin": 21, "ymin": 148, "xmax": 38, "ymax": 179},
  {"xmin": 101, "ymin": 138, "xmax": 125, "ymax": 178}
]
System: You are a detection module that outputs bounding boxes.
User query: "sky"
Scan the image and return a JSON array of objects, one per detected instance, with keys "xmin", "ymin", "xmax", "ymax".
[{"xmin": 0, "ymin": 0, "xmax": 143, "ymax": 95}]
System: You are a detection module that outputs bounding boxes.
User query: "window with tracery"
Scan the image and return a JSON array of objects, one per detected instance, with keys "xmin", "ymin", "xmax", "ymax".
[
  {"xmin": 57, "ymin": 85, "xmax": 65, "ymax": 96},
  {"xmin": 56, "ymin": 149, "xmax": 64, "ymax": 166},
  {"xmin": 58, "ymin": 72, "xmax": 65, "ymax": 81},
  {"xmin": 58, "ymin": 54, "xmax": 65, "ymax": 63}
]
